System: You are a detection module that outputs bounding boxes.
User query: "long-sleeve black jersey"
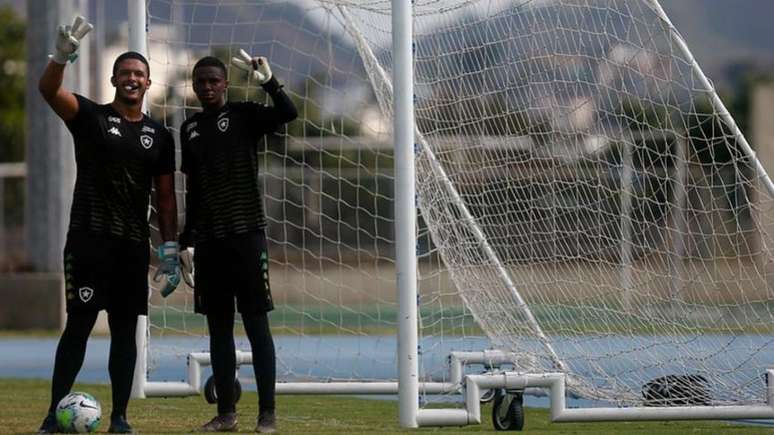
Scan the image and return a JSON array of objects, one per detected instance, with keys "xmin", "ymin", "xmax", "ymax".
[{"xmin": 179, "ymin": 77, "xmax": 297, "ymax": 246}]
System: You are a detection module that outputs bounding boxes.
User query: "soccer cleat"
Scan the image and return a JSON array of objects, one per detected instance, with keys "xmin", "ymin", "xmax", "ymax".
[
  {"xmin": 255, "ymin": 410, "xmax": 276, "ymax": 433},
  {"xmin": 107, "ymin": 415, "xmax": 134, "ymax": 433},
  {"xmin": 199, "ymin": 412, "xmax": 238, "ymax": 432},
  {"xmin": 37, "ymin": 413, "xmax": 59, "ymax": 433}
]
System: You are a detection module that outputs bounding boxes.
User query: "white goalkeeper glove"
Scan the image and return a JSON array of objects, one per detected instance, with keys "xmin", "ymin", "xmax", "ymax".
[
  {"xmin": 231, "ymin": 49, "xmax": 273, "ymax": 85},
  {"xmin": 179, "ymin": 247, "xmax": 195, "ymax": 288},
  {"xmin": 51, "ymin": 15, "xmax": 93, "ymax": 64},
  {"xmin": 153, "ymin": 241, "xmax": 182, "ymax": 298}
]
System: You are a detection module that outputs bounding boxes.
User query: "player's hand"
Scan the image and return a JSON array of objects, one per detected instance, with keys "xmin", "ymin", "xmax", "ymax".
[
  {"xmin": 153, "ymin": 241, "xmax": 182, "ymax": 297},
  {"xmin": 231, "ymin": 49, "xmax": 272, "ymax": 84},
  {"xmin": 52, "ymin": 15, "xmax": 93, "ymax": 64},
  {"xmin": 179, "ymin": 247, "xmax": 195, "ymax": 288}
]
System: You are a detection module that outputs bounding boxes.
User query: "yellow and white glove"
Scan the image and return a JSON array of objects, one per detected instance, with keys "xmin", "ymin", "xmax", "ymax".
[
  {"xmin": 52, "ymin": 15, "xmax": 93, "ymax": 64},
  {"xmin": 231, "ymin": 49, "xmax": 272, "ymax": 84}
]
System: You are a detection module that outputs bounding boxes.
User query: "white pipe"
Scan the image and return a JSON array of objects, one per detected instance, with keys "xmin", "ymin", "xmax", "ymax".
[
  {"xmin": 277, "ymin": 382, "xmax": 453, "ymax": 395},
  {"xmin": 767, "ymin": 369, "xmax": 774, "ymax": 404},
  {"xmin": 143, "ymin": 379, "xmax": 458, "ymax": 397},
  {"xmin": 413, "ymin": 371, "xmax": 774, "ymax": 426},
  {"xmin": 128, "ymin": 0, "xmax": 149, "ymax": 401},
  {"xmin": 554, "ymin": 405, "xmax": 774, "ymax": 422},
  {"xmin": 143, "ymin": 349, "xmax": 459, "ymax": 398},
  {"xmin": 145, "ymin": 349, "xmax": 526, "ymax": 398},
  {"xmin": 189, "ymin": 350, "xmax": 253, "ymax": 366},
  {"xmin": 392, "ymin": 0, "xmax": 419, "ymax": 429},
  {"xmin": 465, "ymin": 378, "xmax": 481, "ymax": 423},
  {"xmin": 142, "ymin": 349, "xmax": 774, "ymax": 425},
  {"xmin": 130, "ymin": 315, "xmax": 148, "ymax": 399},
  {"xmin": 449, "ymin": 350, "xmax": 522, "ymax": 385},
  {"xmin": 188, "ymin": 353, "xmax": 202, "ymax": 392},
  {"xmin": 144, "ymin": 381, "xmax": 197, "ymax": 396},
  {"xmin": 127, "ymin": 0, "xmax": 147, "ymax": 112},
  {"xmin": 416, "ymin": 409, "xmax": 469, "ymax": 426}
]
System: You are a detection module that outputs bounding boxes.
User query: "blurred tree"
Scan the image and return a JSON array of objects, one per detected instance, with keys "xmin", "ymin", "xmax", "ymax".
[
  {"xmin": 0, "ymin": 6, "xmax": 26, "ymax": 270},
  {"xmin": 0, "ymin": 6, "xmax": 25, "ymax": 163}
]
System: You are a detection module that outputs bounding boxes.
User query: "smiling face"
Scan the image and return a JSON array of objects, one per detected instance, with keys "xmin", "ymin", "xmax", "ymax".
[
  {"xmin": 111, "ymin": 58, "xmax": 150, "ymax": 105},
  {"xmin": 192, "ymin": 66, "xmax": 228, "ymax": 111}
]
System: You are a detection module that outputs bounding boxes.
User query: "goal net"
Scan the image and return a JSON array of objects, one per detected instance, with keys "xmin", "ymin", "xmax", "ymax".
[{"xmin": 144, "ymin": 0, "xmax": 774, "ymax": 411}]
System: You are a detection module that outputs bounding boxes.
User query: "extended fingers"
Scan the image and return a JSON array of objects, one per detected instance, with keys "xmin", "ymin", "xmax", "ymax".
[
  {"xmin": 231, "ymin": 56, "xmax": 250, "ymax": 71},
  {"xmin": 238, "ymin": 49, "xmax": 252, "ymax": 64},
  {"xmin": 72, "ymin": 20, "xmax": 93, "ymax": 40}
]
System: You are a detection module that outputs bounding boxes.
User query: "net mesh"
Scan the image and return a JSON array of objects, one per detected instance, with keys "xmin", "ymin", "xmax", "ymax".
[{"xmin": 146, "ymin": 0, "xmax": 774, "ymax": 407}]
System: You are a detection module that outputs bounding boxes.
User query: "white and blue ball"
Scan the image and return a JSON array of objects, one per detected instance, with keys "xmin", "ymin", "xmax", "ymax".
[{"xmin": 55, "ymin": 392, "xmax": 102, "ymax": 433}]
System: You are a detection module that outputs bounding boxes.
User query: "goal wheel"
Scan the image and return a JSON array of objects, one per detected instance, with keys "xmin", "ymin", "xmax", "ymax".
[
  {"xmin": 203, "ymin": 375, "xmax": 242, "ymax": 404},
  {"xmin": 492, "ymin": 389, "xmax": 524, "ymax": 431}
]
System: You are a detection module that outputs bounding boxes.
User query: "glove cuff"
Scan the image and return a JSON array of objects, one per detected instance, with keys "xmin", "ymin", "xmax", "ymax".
[
  {"xmin": 51, "ymin": 51, "xmax": 70, "ymax": 64},
  {"xmin": 260, "ymin": 76, "xmax": 282, "ymax": 94},
  {"xmin": 158, "ymin": 241, "xmax": 179, "ymax": 259}
]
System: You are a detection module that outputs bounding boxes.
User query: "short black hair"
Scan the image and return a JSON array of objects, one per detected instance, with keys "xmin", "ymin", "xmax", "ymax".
[
  {"xmin": 112, "ymin": 51, "xmax": 150, "ymax": 76},
  {"xmin": 193, "ymin": 56, "xmax": 227, "ymax": 77}
]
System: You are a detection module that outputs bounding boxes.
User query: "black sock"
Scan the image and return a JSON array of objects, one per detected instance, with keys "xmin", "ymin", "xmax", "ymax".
[
  {"xmin": 243, "ymin": 311, "xmax": 276, "ymax": 412},
  {"xmin": 207, "ymin": 311, "xmax": 237, "ymax": 414},
  {"xmin": 107, "ymin": 311, "xmax": 137, "ymax": 420},
  {"xmin": 48, "ymin": 311, "xmax": 98, "ymax": 414}
]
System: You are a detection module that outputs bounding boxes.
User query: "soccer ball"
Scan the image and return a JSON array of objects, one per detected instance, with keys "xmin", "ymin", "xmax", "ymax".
[{"xmin": 55, "ymin": 392, "xmax": 102, "ymax": 433}]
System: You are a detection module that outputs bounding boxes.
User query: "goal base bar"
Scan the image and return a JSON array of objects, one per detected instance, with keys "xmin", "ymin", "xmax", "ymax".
[{"xmin": 416, "ymin": 369, "xmax": 774, "ymax": 426}]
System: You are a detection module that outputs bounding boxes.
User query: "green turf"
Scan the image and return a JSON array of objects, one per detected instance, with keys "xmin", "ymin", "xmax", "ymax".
[{"xmin": 4, "ymin": 379, "xmax": 772, "ymax": 434}]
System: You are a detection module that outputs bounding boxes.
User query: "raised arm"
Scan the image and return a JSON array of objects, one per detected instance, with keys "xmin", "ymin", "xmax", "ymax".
[
  {"xmin": 231, "ymin": 50, "xmax": 298, "ymax": 125},
  {"xmin": 261, "ymin": 76, "xmax": 298, "ymax": 125},
  {"xmin": 38, "ymin": 15, "xmax": 93, "ymax": 122}
]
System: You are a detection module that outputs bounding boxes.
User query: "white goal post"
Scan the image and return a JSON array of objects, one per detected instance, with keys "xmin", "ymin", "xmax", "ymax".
[{"xmin": 130, "ymin": 0, "xmax": 774, "ymax": 428}]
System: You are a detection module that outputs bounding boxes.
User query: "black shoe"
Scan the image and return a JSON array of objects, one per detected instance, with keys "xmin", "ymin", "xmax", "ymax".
[
  {"xmin": 199, "ymin": 412, "xmax": 238, "ymax": 432},
  {"xmin": 255, "ymin": 410, "xmax": 276, "ymax": 433},
  {"xmin": 37, "ymin": 413, "xmax": 59, "ymax": 434},
  {"xmin": 108, "ymin": 415, "xmax": 134, "ymax": 434}
]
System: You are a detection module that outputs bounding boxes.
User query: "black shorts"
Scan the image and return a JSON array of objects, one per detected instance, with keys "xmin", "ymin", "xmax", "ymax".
[
  {"xmin": 63, "ymin": 232, "xmax": 150, "ymax": 315},
  {"xmin": 193, "ymin": 230, "xmax": 274, "ymax": 315}
]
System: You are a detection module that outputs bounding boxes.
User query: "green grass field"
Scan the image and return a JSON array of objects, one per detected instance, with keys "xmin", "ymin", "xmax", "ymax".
[{"xmin": 4, "ymin": 379, "xmax": 772, "ymax": 434}]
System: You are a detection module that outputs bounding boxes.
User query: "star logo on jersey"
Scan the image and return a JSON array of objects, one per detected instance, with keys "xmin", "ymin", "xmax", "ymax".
[
  {"xmin": 108, "ymin": 126, "xmax": 122, "ymax": 137},
  {"xmin": 217, "ymin": 117, "xmax": 229, "ymax": 132},
  {"xmin": 189, "ymin": 130, "xmax": 200, "ymax": 140},
  {"xmin": 78, "ymin": 287, "xmax": 94, "ymax": 303},
  {"xmin": 140, "ymin": 135, "xmax": 153, "ymax": 149}
]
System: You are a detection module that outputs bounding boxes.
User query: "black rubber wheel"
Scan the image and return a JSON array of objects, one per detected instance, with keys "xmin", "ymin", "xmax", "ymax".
[
  {"xmin": 492, "ymin": 390, "xmax": 524, "ymax": 431},
  {"xmin": 203, "ymin": 375, "xmax": 243, "ymax": 404}
]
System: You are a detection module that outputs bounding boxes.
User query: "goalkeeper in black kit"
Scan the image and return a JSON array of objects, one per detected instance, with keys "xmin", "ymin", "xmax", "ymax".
[
  {"xmin": 179, "ymin": 51, "xmax": 297, "ymax": 432},
  {"xmin": 36, "ymin": 16, "xmax": 180, "ymax": 434}
]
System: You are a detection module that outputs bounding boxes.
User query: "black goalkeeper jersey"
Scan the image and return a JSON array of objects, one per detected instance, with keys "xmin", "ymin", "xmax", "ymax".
[
  {"xmin": 180, "ymin": 77, "xmax": 297, "ymax": 245},
  {"xmin": 65, "ymin": 94, "xmax": 176, "ymax": 242}
]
